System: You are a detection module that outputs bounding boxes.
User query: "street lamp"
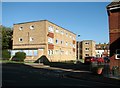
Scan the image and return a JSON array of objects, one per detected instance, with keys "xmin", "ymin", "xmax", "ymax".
[{"xmin": 78, "ymin": 35, "xmax": 80, "ymax": 61}]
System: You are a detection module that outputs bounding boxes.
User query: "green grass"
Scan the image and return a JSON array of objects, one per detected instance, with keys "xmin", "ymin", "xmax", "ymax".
[
  {"xmin": 0, "ymin": 59, "xmax": 24, "ymax": 64},
  {"xmin": 79, "ymin": 59, "xmax": 85, "ymax": 63}
]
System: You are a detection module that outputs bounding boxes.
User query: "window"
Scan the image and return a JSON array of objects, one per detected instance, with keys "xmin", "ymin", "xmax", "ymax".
[
  {"xmin": 85, "ymin": 42, "xmax": 89, "ymax": 45},
  {"xmin": 56, "ymin": 28, "xmax": 59, "ymax": 33},
  {"xmin": 48, "ymin": 26, "xmax": 54, "ymax": 33},
  {"xmin": 61, "ymin": 40, "xmax": 63, "ymax": 44},
  {"xmin": 30, "ymin": 25, "xmax": 34, "ymax": 30},
  {"xmin": 70, "ymin": 34, "xmax": 72, "ymax": 38},
  {"xmin": 48, "ymin": 50, "xmax": 53, "ymax": 55},
  {"xmin": 30, "ymin": 37, "xmax": 34, "ymax": 41},
  {"xmin": 55, "ymin": 50, "xmax": 59, "ymax": 54},
  {"xmin": 70, "ymin": 43, "xmax": 72, "ymax": 46},
  {"xmin": 61, "ymin": 30, "xmax": 64, "ymax": 35},
  {"xmin": 66, "ymin": 33, "xmax": 68, "ymax": 37},
  {"xmin": 56, "ymin": 39, "xmax": 59, "ymax": 44},
  {"xmin": 85, "ymin": 48, "xmax": 89, "ymax": 51},
  {"xmin": 85, "ymin": 54, "xmax": 89, "ymax": 56},
  {"xmin": 48, "ymin": 50, "xmax": 51, "ymax": 55},
  {"xmin": 66, "ymin": 42, "xmax": 68, "ymax": 46},
  {"xmin": 73, "ymin": 44, "xmax": 76, "ymax": 48},
  {"xmin": 19, "ymin": 27, "xmax": 23, "ymax": 30},
  {"xmin": 73, "ymin": 37, "xmax": 75, "ymax": 40},
  {"xmin": 48, "ymin": 37, "xmax": 53, "ymax": 44},
  {"xmin": 65, "ymin": 51, "xmax": 68, "ymax": 55},
  {"xmin": 19, "ymin": 38, "xmax": 23, "ymax": 42},
  {"xmin": 61, "ymin": 50, "xmax": 64, "ymax": 55}
]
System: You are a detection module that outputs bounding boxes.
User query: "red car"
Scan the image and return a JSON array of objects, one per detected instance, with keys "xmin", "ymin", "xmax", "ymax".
[
  {"xmin": 95, "ymin": 57, "xmax": 104, "ymax": 63},
  {"xmin": 84, "ymin": 56, "xmax": 96, "ymax": 64},
  {"xmin": 85, "ymin": 57, "xmax": 104, "ymax": 64}
]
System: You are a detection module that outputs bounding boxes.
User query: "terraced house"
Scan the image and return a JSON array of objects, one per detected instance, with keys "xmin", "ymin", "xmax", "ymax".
[{"xmin": 12, "ymin": 20, "xmax": 76, "ymax": 62}]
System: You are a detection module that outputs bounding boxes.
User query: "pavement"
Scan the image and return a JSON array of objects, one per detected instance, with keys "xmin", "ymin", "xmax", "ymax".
[
  {"xmin": 25, "ymin": 62, "xmax": 120, "ymax": 81},
  {"xmin": 2, "ymin": 62, "xmax": 120, "ymax": 87}
]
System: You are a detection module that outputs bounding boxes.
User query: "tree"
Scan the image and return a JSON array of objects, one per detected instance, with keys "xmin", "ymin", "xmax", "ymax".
[{"xmin": 0, "ymin": 26, "xmax": 13, "ymax": 49}]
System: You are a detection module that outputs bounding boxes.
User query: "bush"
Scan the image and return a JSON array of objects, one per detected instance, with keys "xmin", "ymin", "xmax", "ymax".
[
  {"xmin": 2, "ymin": 50, "xmax": 11, "ymax": 60},
  {"xmin": 91, "ymin": 65, "xmax": 104, "ymax": 75},
  {"xmin": 12, "ymin": 52, "xmax": 26, "ymax": 62}
]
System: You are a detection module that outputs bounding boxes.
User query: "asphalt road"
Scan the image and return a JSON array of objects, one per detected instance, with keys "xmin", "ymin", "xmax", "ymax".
[{"xmin": 1, "ymin": 63, "xmax": 120, "ymax": 88}]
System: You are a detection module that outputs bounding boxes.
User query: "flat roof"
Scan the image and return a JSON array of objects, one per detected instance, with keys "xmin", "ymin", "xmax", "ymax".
[
  {"xmin": 14, "ymin": 20, "xmax": 76, "ymax": 35},
  {"xmin": 107, "ymin": 1, "xmax": 120, "ymax": 10}
]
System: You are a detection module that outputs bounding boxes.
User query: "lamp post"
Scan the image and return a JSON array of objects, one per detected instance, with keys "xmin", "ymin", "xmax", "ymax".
[{"xmin": 78, "ymin": 35, "xmax": 80, "ymax": 61}]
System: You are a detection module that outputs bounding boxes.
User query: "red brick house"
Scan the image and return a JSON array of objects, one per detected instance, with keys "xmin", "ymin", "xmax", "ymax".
[{"xmin": 107, "ymin": 1, "xmax": 120, "ymax": 72}]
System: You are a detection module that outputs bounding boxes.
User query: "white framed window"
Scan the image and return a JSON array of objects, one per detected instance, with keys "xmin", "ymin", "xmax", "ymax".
[
  {"xmin": 66, "ymin": 42, "xmax": 68, "ymax": 46},
  {"xmin": 66, "ymin": 33, "xmax": 68, "ymax": 37},
  {"xmin": 19, "ymin": 27, "xmax": 23, "ymax": 30},
  {"xmin": 48, "ymin": 37, "xmax": 53, "ymax": 44},
  {"xmin": 70, "ymin": 43, "xmax": 72, "ymax": 46},
  {"xmin": 30, "ymin": 25, "xmax": 34, "ymax": 30},
  {"xmin": 56, "ymin": 28, "xmax": 59, "ymax": 33},
  {"xmin": 48, "ymin": 50, "xmax": 54, "ymax": 55},
  {"xmin": 73, "ymin": 37, "xmax": 75, "ymax": 40},
  {"xmin": 85, "ymin": 54, "xmax": 89, "ymax": 56},
  {"xmin": 19, "ymin": 38, "xmax": 23, "ymax": 42},
  {"xmin": 30, "ymin": 37, "xmax": 34, "ymax": 42},
  {"xmin": 55, "ymin": 50, "xmax": 59, "ymax": 54},
  {"xmin": 61, "ymin": 40, "xmax": 63, "ymax": 44},
  {"xmin": 61, "ymin": 30, "xmax": 64, "ymax": 35},
  {"xmin": 56, "ymin": 39, "xmax": 59, "ymax": 44},
  {"xmin": 48, "ymin": 26, "xmax": 54, "ymax": 33},
  {"xmin": 85, "ymin": 42, "xmax": 89, "ymax": 45},
  {"xmin": 85, "ymin": 48, "xmax": 89, "ymax": 51},
  {"xmin": 61, "ymin": 50, "xmax": 64, "ymax": 55},
  {"xmin": 48, "ymin": 50, "xmax": 50, "ymax": 55},
  {"xmin": 70, "ymin": 34, "xmax": 72, "ymax": 38},
  {"xmin": 73, "ymin": 44, "xmax": 76, "ymax": 48},
  {"xmin": 65, "ymin": 51, "xmax": 68, "ymax": 55}
]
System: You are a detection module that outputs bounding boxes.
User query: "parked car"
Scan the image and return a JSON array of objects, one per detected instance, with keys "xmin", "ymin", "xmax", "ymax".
[
  {"xmin": 95, "ymin": 57, "xmax": 104, "ymax": 64},
  {"xmin": 84, "ymin": 56, "xmax": 96, "ymax": 64},
  {"xmin": 103, "ymin": 57, "xmax": 110, "ymax": 63}
]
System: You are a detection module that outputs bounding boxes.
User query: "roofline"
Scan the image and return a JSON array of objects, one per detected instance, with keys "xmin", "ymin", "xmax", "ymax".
[
  {"xmin": 80, "ymin": 40, "xmax": 96, "ymax": 42},
  {"xmin": 107, "ymin": 1, "xmax": 120, "ymax": 11},
  {"xmin": 13, "ymin": 20, "xmax": 46, "ymax": 25},
  {"xmin": 13, "ymin": 20, "xmax": 76, "ymax": 35}
]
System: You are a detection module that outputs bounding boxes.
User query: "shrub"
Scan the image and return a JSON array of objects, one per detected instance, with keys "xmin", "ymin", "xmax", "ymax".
[
  {"xmin": 12, "ymin": 52, "xmax": 26, "ymax": 62},
  {"xmin": 2, "ymin": 50, "xmax": 11, "ymax": 60},
  {"xmin": 91, "ymin": 65, "xmax": 104, "ymax": 75}
]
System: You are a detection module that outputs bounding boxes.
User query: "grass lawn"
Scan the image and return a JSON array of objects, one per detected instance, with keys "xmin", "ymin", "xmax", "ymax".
[{"xmin": 0, "ymin": 59, "xmax": 24, "ymax": 64}]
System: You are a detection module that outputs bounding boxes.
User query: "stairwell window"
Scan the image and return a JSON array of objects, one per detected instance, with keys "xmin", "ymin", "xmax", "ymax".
[
  {"xmin": 48, "ymin": 37, "xmax": 53, "ymax": 44},
  {"xmin": 48, "ymin": 26, "xmax": 54, "ymax": 33}
]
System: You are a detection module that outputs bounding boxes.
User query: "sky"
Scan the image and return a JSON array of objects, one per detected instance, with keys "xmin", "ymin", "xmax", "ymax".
[{"xmin": 2, "ymin": 2, "xmax": 110, "ymax": 44}]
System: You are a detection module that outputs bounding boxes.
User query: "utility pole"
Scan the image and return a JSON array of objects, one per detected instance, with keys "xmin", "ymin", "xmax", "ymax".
[{"xmin": 78, "ymin": 35, "xmax": 80, "ymax": 61}]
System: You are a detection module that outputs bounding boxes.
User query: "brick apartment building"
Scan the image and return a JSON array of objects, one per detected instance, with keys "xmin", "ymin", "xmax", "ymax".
[
  {"xmin": 12, "ymin": 20, "xmax": 76, "ymax": 62},
  {"xmin": 107, "ymin": 1, "xmax": 120, "ymax": 70},
  {"xmin": 77, "ymin": 40, "xmax": 96, "ymax": 60}
]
